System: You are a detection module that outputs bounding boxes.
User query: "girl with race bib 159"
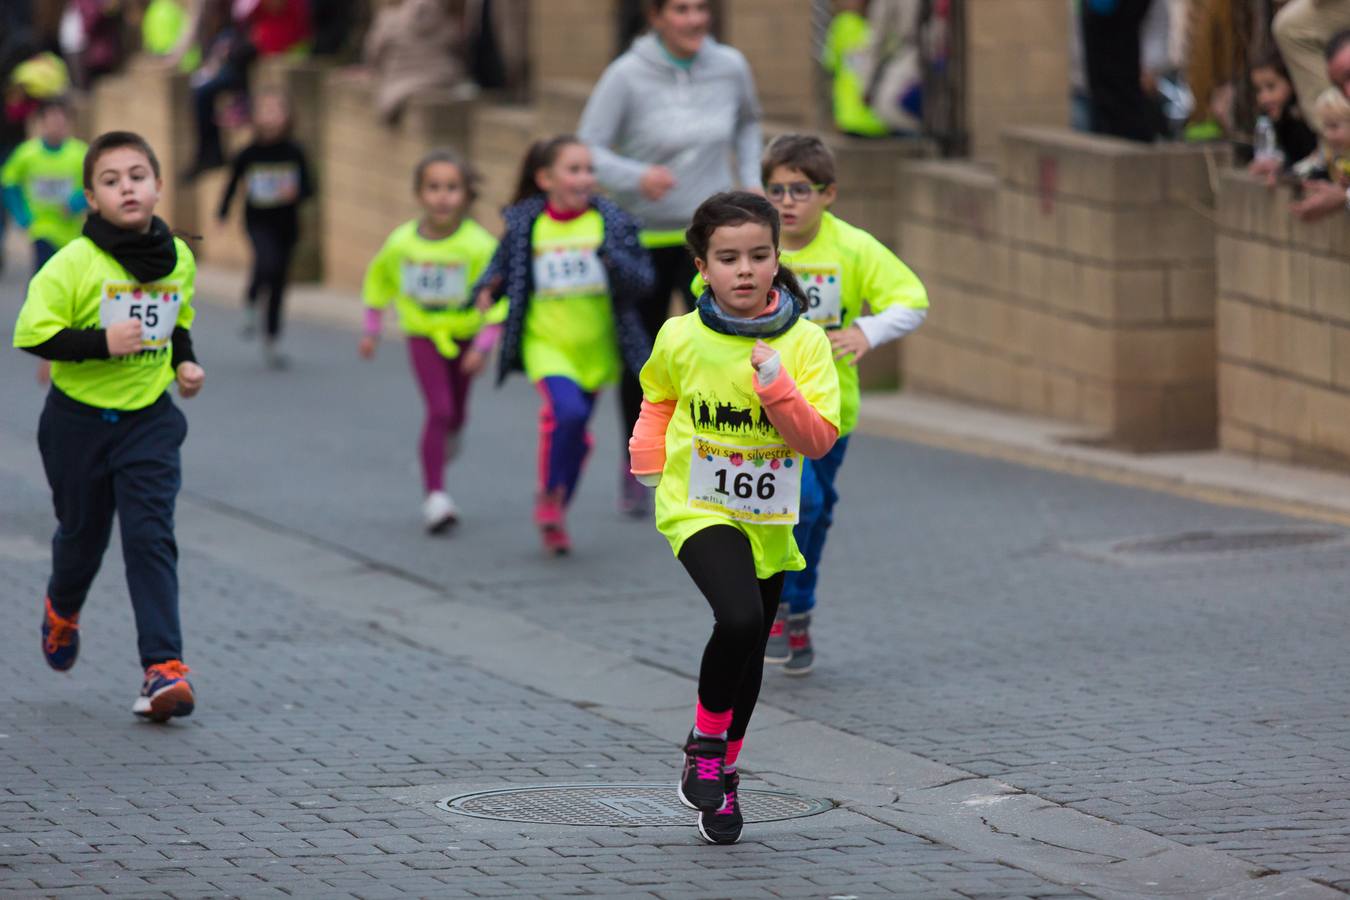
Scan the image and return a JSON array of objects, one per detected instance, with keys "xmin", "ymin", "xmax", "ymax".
[
  {"xmin": 474, "ymin": 135, "xmax": 654, "ymax": 556},
  {"xmin": 628, "ymin": 191, "xmax": 840, "ymax": 844},
  {"xmin": 359, "ymin": 149, "xmax": 503, "ymax": 535}
]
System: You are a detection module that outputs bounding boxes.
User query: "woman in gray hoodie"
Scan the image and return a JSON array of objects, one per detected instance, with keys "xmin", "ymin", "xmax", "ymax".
[{"xmin": 577, "ymin": 0, "xmax": 763, "ymax": 516}]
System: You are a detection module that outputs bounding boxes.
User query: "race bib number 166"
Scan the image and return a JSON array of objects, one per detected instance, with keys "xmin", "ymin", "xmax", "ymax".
[{"xmin": 687, "ymin": 436, "xmax": 802, "ymax": 525}]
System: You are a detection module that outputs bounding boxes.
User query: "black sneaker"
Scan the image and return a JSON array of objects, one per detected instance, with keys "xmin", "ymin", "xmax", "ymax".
[
  {"xmin": 678, "ymin": 730, "xmax": 727, "ymax": 812},
  {"xmin": 698, "ymin": 769, "xmax": 743, "ymax": 845}
]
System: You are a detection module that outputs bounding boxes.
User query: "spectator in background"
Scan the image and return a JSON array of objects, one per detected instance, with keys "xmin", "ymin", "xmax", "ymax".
[
  {"xmin": 0, "ymin": 1, "xmax": 35, "ymax": 272},
  {"xmin": 1248, "ymin": 49, "xmax": 1319, "ymax": 183},
  {"xmin": 237, "ymin": 0, "xmax": 311, "ymax": 57},
  {"xmin": 822, "ymin": 0, "xmax": 891, "ymax": 137},
  {"xmin": 1184, "ymin": 0, "xmax": 1237, "ymax": 140},
  {"xmin": 362, "ymin": 0, "xmax": 466, "ymax": 123},
  {"xmin": 855, "ymin": 0, "xmax": 923, "ymax": 134},
  {"xmin": 1274, "ymin": 0, "xmax": 1350, "ymax": 130},
  {"xmin": 185, "ymin": 0, "xmax": 254, "ymax": 177},
  {"xmin": 61, "ymin": 0, "xmax": 126, "ymax": 88},
  {"xmin": 1081, "ymin": 0, "xmax": 1161, "ymax": 142},
  {"xmin": 1289, "ymin": 30, "xmax": 1350, "ymax": 218},
  {"xmin": 576, "ymin": 0, "xmax": 763, "ymax": 517}
]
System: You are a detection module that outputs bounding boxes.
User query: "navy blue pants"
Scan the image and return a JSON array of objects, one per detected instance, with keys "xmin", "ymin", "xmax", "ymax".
[
  {"xmin": 33, "ymin": 239, "xmax": 57, "ymax": 276},
  {"xmin": 780, "ymin": 435, "xmax": 851, "ymax": 614},
  {"xmin": 38, "ymin": 388, "xmax": 188, "ymax": 669},
  {"xmin": 537, "ymin": 375, "xmax": 597, "ymax": 505}
]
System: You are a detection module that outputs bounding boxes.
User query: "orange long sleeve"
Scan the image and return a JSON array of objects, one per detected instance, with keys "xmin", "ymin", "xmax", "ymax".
[
  {"xmin": 629, "ymin": 398, "xmax": 676, "ymax": 475},
  {"xmin": 753, "ymin": 367, "xmax": 838, "ymax": 459}
]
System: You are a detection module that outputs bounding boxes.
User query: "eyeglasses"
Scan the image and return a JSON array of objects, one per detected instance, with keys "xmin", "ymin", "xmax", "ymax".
[{"xmin": 765, "ymin": 182, "xmax": 828, "ymax": 202}]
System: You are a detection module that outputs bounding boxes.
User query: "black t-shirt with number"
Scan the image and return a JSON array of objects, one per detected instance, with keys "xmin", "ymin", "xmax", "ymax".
[{"xmin": 217, "ymin": 139, "xmax": 314, "ymax": 229}]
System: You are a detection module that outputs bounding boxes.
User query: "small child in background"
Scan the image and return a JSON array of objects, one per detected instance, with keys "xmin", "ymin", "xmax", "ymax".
[
  {"xmin": 218, "ymin": 89, "xmax": 314, "ymax": 369},
  {"xmin": 1291, "ymin": 88, "xmax": 1350, "ymax": 186},
  {"xmin": 821, "ymin": 0, "xmax": 890, "ymax": 138},
  {"xmin": 1248, "ymin": 50, "xmax": 1318, "ymax": 184},
  {"xmin": 476, "ymin": 135, "xmax": 653, "ymax": 556},
  {"xmin": 360, "ymin": 150, "xmax": 501, "ymax": 534},
  {"xmin": 1, "ymin": 97, "xmax": 89, "ymax": 275}
]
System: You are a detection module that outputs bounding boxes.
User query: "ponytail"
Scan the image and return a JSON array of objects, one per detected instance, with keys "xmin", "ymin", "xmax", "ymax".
[{"xmin": 511, "ymin": 134, "xmax": 583, "ymax": 205}]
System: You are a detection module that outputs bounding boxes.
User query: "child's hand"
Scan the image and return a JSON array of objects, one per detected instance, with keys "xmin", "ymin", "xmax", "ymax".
[
  {"xmin": 460, "ymin": 347, "xmax": 487, "ymax": 376},
  {"xmin": 474, "ymin": 284, "xmax": 497, "ymax": 312},
  {"xmin": 36, "ymin": 360, "xmax": 50, "ymax": 387},
  {"xmin": 106, "ymin": 319, "xmax": 144, "ymax": 356},
  {"xmin": 1248, "ymin": 156, "xmax": 1281, "ymax": 187},
  {"xmin": 358, "ymin": 335, "xmax": 377, "ymax": 359},
  {"xmin": 750, "ymin": 339, "xmax": 776, "ymax": 370},
  {"xmin": 828, "ymin": 325, "xmax": 872, "ymax": 365},
  {"xmin": 176, "ymin": 362, "xmax": 205, "ymax": 398}
]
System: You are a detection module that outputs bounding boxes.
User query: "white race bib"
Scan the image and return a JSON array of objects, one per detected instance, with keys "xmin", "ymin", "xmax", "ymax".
[
  {"xmin": 400, "ymin": 261, "xmax": 468, "ymax": 309},
  {"xmin": 796, "ymin": 265, "xmax": 843, "ymax": 328},
  {"xmin": 99, "ymin": 281, "xmax": 183, "ymax": 350},
  {"xmin": 533, "ymin": 244, "xmax": 608, "ymax": 299},
  {"xmin": 246, "ymin": 163, "xmax": 300, "ymax": 207},
  {"xmin": 30, "ymin": 176, "xmax": 72, "ymax": 205},
  {"xmin": 688, "ymin": 436, "xmax": 802, "ymax": 525}
]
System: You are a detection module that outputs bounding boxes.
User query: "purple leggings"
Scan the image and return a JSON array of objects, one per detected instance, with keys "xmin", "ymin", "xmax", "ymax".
[{"xmin": 408, "ymin": 337, "xmax": 473, "ymax": 493}]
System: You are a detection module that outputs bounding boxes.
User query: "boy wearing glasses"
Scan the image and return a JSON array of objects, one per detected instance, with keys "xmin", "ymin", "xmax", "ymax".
[{"xmin": 760, "ymin": 134, "xmax": 928, "ymax": 674}]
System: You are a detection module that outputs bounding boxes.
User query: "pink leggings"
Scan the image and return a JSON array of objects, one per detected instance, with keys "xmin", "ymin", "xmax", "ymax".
[{"xmin": 408, "ymin": 337, "xmax": 472, "ymax": 493}]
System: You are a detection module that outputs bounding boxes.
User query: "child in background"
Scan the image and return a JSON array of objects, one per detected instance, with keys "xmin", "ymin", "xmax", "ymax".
[
  {"xmin": 12, "ymin": 130, "xmax": 204, "ymax": 722},
  {"xmin": 760, "ymin": 134, "xmax": 927, "ymax": 674},
  {"xmin": 360, "ymin": 149, "xmax": 501, "ymax": 534},
  {"xmin": 217, "ymin": 89, "xmax": 313, "ymax": 369},
  {"xmin": 1292, "ymin": 88, "xmax": 1350, "ymax": 185},
  {"xmin": 630, "ymin": 191, "xmax": 839, "ymax": 844},
  {"xmin": 1248, "ymin": 51, "xmax": 1318, "ymax": 184},
  {"xmin": 1, "ymin": 98, "xmax": 89, "ymax": 274},
  {"xmin": 821, "ymin": 0, "xmax": 890, "ymax": 137},
  {"xmin": 476, "ymin": 135, "xmax": 653, "ymax": 556}
]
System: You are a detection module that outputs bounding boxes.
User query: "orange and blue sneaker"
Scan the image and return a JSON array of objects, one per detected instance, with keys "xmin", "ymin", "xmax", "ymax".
[
  {"xmin": 41, "ymin": 598, "xmax": 80, "ymax": 671},
  {"xmin": 133, "ymin": 660, "xmax": 195, "ymax": 723}
]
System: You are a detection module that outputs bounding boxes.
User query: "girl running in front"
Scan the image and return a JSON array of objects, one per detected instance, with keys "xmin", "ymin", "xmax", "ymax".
[
  {"xmin": 359, "ymin": 149, "xmax": 501, "ymax": 533},
  {"xmin": 628, "ymin": 191, "xmax": 840, "ymax": 844},
  {"xmin": 475, "ymin": 135, "xmax": 653, "ymax": 556}
]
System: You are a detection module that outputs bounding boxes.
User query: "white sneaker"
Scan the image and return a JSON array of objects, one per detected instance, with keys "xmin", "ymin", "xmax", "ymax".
[{"xmin": 422, "ymin": 490, "xmax": 459, "ymax": 533}]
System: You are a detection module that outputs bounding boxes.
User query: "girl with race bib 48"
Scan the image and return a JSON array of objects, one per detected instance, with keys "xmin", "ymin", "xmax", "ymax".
[
  {"xmin": 475, "ymin": 135, "xmax": 653, "ymax": 556},
  {"xmin": 359, "ymin": 149, "xmax": 502, "ymax": 534},
  {"xmin": 628, "ymin": 191, "xmax": 840, "ymax": 844}
]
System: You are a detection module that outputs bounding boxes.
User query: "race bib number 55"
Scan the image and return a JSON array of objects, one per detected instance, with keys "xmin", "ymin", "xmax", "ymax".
[
  {"xmin": 99, "ymin": 281, "xmax": 183, "ymax": 349},
  {"xmin": 688, "ymin": 436, "xmax": 802, "ymax": 525}
]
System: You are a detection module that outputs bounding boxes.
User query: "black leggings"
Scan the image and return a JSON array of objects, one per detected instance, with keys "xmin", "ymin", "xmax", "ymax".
[
  {"xmin": 678, "ymin": 525, "xmax": 785, "ymax": 743},
  {"xmin": 246, "ymin": 218, "xmax": 298, "ymax": 339},
  {"xmin": 621, "ymin": 245, "xmax": 697, "ymax": 445}
]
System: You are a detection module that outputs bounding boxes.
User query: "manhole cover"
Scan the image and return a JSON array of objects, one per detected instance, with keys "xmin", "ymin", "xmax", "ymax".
[
  {"xmin": 1111, "ymin": 529, "xmax": 1344, "ymax": 557},
  {"xmin": 437, "ymin": 784, "xmax": 832, "ymax": 827}
]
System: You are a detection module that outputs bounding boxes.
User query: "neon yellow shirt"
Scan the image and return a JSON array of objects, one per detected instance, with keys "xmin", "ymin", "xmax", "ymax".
[
  {"xmin": 524, "ymin": 210, "xmax": 620, "ymax": 390},
  {"xmin": 13, "ymin": 236, "xmax": 197, "ymax": 411},
  {"xmin": 641, "ymin": 311, "xmax": 841, "ymax": 578},
  {"xmin": 821, "ymin": 11, "xmax": 890, "ymax": 138},
  {"xmin": 782, "ymin": 212, "xmax": 926, "ymax": 435},
  {"xmin": 1, "ymin": 137, "xmax": 89, "ymax": 248},
  {"xmin": 362, "ymin": 219, "xmax": 502, "ymax": 357}
]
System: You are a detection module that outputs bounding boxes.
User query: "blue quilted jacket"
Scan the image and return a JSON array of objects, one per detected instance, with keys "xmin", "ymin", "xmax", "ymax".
[{"xmin": 475, "ymin": 195, "xmax": 656, "ymax": 386}]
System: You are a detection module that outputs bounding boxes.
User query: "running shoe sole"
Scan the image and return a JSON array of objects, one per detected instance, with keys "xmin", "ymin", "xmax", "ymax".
[
  {"xmin": 783, "ymin": 660, "xmax": 814, "ymax": 676},
  {"xmin": 426, "ymin": 514, "xmax": 458, "ymax": 535},
  {"xmin": 677, "ymin": 780, "xmax": 724, "ymax": 813},
  {"xmin": 133, "ymin": 681, "xmax": 195, "ymax": 723},
  {"xmin": 697, "ymin": 813, "xmax": 742, "ymax": 845}
]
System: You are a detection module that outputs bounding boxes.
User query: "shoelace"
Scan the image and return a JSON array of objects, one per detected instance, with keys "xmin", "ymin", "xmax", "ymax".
[
  {"xmin": 147, "ymin": 660, "xmax": 191, "ymax": 681},
  {"xmin": 694, "ymin": 755, "xmax": 723, "ymax": 781},
  {"xmin": 44, "ymin": 615, "xmax": 77, "ymax": 653},
  {"xmin": 717, "ymin": 789, "xmax": 737, "ymax": 815}
]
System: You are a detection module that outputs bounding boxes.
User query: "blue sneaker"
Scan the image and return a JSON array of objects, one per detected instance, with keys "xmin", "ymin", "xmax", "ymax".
[
  {"xmin": 41, "ymin": 598, "xmax": 80, "ymax": 671},
  {"xmin": 133, "ymin": 660, "xmax": 195, "ymax": 722}
]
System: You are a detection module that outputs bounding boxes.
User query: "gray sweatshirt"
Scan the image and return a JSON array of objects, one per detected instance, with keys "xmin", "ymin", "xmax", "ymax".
[{"xmin": 577, "ymin": 33, "xmax": 763, "ymax": 234}]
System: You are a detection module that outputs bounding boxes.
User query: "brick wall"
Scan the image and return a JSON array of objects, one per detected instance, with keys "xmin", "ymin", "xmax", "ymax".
[
  {"xmin": 529, "ymin": 0, "xmax": 617, "ymax": 87},
  {"xmin": 1217, "ymin": 173, "xmax": 1350, "ymax": 467},
  {"xmin": 724, "ymin": 0, "xmax": 818, "ymax": 128},
  {"xmin": 898, "ymin": 127, "xmax": 1218, "ymax": 450},
  {"xmin": 965, "ymin": 0, "xmax": 1070, "ymax": 161}
]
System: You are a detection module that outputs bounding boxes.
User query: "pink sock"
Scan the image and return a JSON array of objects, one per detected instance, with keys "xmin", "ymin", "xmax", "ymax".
[
  {"xmin": 695, "ymin": 702, "xmax": 733, "ymax": 737},
  {"xmin": 725, "ymin": 739, "xmax": 743, "ymax": 767}
]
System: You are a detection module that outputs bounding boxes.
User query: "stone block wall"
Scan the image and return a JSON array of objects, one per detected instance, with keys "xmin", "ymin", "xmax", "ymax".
[
  {"xmin": 898, "ymin": 127, "xmax": 1218, "ymax": 449},
  {"xmin": 1216, "ymin": 172, "xmax": 1350, "ymax": 466},
  {"xmin": 723, "ymin": 0, "xmax": 818, "ymax": 128}
]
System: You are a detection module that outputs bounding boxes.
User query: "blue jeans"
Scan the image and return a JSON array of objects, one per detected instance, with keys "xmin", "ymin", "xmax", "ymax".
[
  {"xmin": 34, "ymin": 239, "xmax": 57, "ymax": 275},
  {"xmin": 780, "ymin": 435, "xmax": 850, "ymax": 614}
]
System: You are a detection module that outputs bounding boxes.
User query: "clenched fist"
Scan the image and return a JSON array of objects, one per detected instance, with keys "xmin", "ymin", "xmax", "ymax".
[{"xmin": 106, "ymin": 319, "xmax": 144, "ymax": 356}]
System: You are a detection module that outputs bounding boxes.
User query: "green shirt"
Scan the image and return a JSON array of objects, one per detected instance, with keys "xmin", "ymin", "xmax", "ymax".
[
  {"xmin": 524, "ymin": 210, "xmax": 620, "ymax": 390},
  {"xmin": 362, "ymin": 218, "xmax": 502, "ymax": 357},
  {"xmin": 821, "ymin": 11, "xmax": 890, "ymax": 138},
  {"xmin": 13, "ymin": 236, "xmax": 197, "ymax": 410},
  {"xmin": 641, "ymin": 311, "xmax": 841, "ymax": 579},
  {"xmin": 1, "ymin": 137, "xmax": 88, "ymax": 248}
]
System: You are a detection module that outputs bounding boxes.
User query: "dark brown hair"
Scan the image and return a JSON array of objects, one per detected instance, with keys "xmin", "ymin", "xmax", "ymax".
[
  {"xmin": 512, "ymin": 134, "xmax": 584, "ymax": 205},
  {"xmin": 1250, "ymin": 48, "xmax": 1292, "ymax": 82},
  {"xmin": 686, "ymin": 191, "xmax": 805, "ymax": 304},
  {"xmin": 83, "ymin": 131, "xmax": 161, "ymax": 190},
  {"xmin": 760, "ymin": 133, "xmax": 837, "ymax": 187},
  {"xmin": 414, "ymin": 148, "xmax": 482, "ymax": 204}
]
